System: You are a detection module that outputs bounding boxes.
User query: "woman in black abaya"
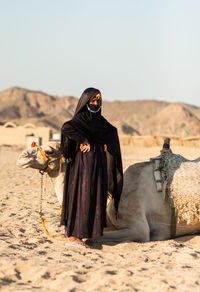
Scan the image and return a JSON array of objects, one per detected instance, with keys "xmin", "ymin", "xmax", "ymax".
[{"xmin": 61, "ymin": 87, "xmax": 123, "ymax": 245}]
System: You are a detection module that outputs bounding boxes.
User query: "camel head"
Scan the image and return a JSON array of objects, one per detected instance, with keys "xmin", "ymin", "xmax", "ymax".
[{"xmin": 17, "ymin": 141, "xmax": 62, "ymax": 173}]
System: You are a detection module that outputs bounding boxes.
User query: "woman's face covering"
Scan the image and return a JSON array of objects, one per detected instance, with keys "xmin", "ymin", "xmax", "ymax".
[{"xmin": 88, "ymin": 95, "xmax": 102, "ymax": 112}]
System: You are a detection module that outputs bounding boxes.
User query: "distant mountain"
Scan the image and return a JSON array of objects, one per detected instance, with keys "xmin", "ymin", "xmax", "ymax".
[
  {"xmin": 0, "ymin": 87, "xmax": 76, "ymax": 130},
  {"xmin": 0, "ymin": 86, "xmax": 200, "ymax": 137}
]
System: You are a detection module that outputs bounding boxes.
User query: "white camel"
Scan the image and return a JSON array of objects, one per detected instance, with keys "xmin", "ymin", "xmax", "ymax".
[{"xmin": 17, "ymin": 141, "xmax": 200, "ymax": 242}]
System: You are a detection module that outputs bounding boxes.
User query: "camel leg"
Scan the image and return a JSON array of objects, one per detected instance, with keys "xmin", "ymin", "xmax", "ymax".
[
  {"xmin": 103, "ymin": 219, "xmax": 150, "ymax": 242},
  {"xmin": 150, "ymin": 232, "xmax": 169, "ymax": 241},
  {"xmin": 149, "ymin": 224, "xmax": 171, "ymax": 241}
]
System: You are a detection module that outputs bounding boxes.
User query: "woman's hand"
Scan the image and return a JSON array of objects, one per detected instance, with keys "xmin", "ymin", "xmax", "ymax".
[{"xmin": 80, "ymin": 142, "xmax": 91, "ymax": 153}]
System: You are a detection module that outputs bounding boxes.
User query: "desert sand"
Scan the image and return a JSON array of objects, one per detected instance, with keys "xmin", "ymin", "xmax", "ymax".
[{"xmin": 0, "ymin": 145, "xmax": 200, "ymax": 291}]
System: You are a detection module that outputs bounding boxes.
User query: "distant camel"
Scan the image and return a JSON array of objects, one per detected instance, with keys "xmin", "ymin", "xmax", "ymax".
[{"xmin": 17, "ymin": 141, "xmax": 200, "ymax": 242}]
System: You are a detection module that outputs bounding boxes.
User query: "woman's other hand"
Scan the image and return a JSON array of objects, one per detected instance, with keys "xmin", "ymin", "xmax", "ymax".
[{"xmin": 80, "ymin": 142, "xmax": 91, "ymax": 153}]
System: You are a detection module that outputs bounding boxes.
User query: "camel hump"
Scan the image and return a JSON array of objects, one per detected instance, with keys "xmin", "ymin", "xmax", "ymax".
[{"xmin": 162, "ymin": 151, "xmax": 200, "ymax": 225}]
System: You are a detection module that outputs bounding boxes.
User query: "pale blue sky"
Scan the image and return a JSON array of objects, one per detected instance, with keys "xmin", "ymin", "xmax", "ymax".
[{"xmin": 0, "ymin": 0, "xmax": 200, "ymax": 106}]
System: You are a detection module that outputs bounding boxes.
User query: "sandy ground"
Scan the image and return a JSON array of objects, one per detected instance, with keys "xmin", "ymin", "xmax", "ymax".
[{"xmin": 0, "ymin": 145, "xmax": 200, "ymax": 292}]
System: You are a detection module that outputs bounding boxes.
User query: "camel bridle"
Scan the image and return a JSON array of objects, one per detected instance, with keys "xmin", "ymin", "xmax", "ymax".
[{"xmin": 31, "ymin": 142, "xmax": 62, "ymax": 173}]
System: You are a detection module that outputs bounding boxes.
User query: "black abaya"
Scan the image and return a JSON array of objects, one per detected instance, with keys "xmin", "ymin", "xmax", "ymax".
[
  {"xmin": 61, "ymin": 123, "xmax": 107, "ymax": 238},
  {"xmin": 60, "ymin": 87, "xmax": 123, "ymax": 238}
]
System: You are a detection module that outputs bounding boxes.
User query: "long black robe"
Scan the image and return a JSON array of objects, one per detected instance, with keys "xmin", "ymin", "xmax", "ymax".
[{"xmin": 60, "ymin": 88, "xmax": 123, "ymax": 238}]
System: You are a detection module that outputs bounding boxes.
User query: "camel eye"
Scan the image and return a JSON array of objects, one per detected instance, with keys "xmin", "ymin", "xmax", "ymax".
[{"xmin": 45, "ymin": 150, "xmax": 53, "ymax": 155}]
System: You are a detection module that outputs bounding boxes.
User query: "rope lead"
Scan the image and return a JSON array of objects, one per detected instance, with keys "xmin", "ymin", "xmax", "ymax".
[
  {"xmin": 40, "ymin": 217, "xmax": 68, "ymax": 242},
  {"xmin": 39, "ymin": 171, "xmax": 68, "ymax": 242}
]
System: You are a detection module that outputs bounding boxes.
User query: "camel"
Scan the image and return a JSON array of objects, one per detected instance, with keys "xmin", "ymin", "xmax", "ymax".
[{"xmin": 17, "ymin": 141, "xmax": 200, "ymax": 242}]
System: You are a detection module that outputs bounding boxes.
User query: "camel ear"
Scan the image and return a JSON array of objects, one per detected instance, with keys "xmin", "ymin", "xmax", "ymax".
[{"xmin": 55, "ymin": 143, "xmax": 61, "ymax": 151}]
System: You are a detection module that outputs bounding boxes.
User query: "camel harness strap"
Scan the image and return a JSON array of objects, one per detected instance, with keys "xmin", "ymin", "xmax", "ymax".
[{"xmin": 39, "ymin": 171, "xmax": 68, "ymax": 242}]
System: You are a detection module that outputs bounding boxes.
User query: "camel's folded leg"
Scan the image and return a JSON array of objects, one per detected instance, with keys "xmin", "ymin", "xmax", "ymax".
[{"xmin": 102, "ymin": 222, "xmax": 150, "ymax": 243}]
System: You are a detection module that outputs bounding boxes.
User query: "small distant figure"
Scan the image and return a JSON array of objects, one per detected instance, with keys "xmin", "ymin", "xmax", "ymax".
[{"xmin": 60, "ymin": 88, "xmax": 123, "ymax": 246}]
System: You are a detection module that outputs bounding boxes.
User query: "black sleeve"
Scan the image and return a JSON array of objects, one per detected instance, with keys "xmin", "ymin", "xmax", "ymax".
[
  {"xmin": 61, "ymin": 121, "xmax": 87, "ymax": 160},
  {"xmin": 61, "ymin": 121, "xmax": 86, "ymax": 143}
]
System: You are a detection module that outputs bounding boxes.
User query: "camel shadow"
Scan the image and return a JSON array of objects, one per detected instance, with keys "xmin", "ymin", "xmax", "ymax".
[
  {"xmin": 85, "ymin": 238, "xmax": 131, "ymax": 250},
  {"xmin": 174, "ymin": 232, "xmax": 200, "ymax": 243}
]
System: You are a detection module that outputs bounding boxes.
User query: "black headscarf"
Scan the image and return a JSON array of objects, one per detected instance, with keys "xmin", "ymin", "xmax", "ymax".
[{"xmin": 61, "ymin": 87, "xmax": 123, "ymax": 211}]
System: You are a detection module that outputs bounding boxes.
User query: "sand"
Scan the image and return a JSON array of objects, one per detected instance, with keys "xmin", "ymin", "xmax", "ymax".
[{"xmin": 0, "ymin": 145, "xmax": 200, "ymax": 291}]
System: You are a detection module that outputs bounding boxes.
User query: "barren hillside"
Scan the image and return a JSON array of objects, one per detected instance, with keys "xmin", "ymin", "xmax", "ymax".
[{"xmin": 0, "ymin": 87, "xmax": 200, "ymax": 137}]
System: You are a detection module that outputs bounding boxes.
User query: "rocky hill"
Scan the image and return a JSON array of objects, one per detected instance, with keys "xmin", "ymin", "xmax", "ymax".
[{"xmin": 0, "ymin": 86, "xmax": 200, "ymax": 137}]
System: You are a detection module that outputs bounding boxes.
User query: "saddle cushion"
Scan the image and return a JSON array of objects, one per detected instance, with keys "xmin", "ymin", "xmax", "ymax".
[{"xmin": 162, "ymin": 152, "xmax": 200, "ymax": 225}]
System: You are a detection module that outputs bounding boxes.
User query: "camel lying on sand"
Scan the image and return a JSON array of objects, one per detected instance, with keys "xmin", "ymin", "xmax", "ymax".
[{"xmin": 17, "ymin": 141, "xmax": 200, "ymax": 242}]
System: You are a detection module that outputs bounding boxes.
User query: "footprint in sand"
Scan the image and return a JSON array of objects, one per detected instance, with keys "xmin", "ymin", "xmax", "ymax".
[
  {"xmin": 190, "ymin": 253, "xmax": 199, "ymax": 258},
  {"xmin": 38, "ymin": 251, "xmax": 47, "ymax": 255},
  {"xmin": 41, "ymin": 272, "xmax": 51, "ymax": 279},
  {"xmin": 0, "ymin": 277, "xmax": 16, "ymax": 286}
]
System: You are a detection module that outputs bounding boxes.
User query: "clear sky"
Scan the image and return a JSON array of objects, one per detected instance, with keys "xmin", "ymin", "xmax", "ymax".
[{"xmin": 0, "ymin": 0, "xmax": 200, "ymax": 106}]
